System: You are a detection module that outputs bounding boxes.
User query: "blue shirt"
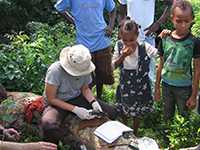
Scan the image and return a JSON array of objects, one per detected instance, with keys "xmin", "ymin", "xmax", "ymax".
[{"xmin": 55, "ymin": 0, "xmax": 115, "ymax": 52}]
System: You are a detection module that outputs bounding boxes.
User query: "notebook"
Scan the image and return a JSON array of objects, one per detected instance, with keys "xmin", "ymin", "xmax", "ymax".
[{"xmin": 94, "ymin": 120, "xmax": 133, "ymax": 143}]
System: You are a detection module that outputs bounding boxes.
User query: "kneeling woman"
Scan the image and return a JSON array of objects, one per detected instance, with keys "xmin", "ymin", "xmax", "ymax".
[{"xmin": 41, "ymin": 45, "xmax": 117, "ymax": 150}]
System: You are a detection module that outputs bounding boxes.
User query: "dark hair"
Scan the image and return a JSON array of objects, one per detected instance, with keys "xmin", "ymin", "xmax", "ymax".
[
  {"xmin": 171, "ymin": 0, "xmax": 194, "ymax": 19},
  {"xmin": 120, "ymin": 17, "xmax": 139, "ymax": 36}
]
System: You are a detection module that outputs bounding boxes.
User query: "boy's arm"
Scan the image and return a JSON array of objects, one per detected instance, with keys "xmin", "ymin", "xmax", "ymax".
[
  {"xmin": 186, "ymin": 58, "xmax": 200, "ymax": 109},
  {"xmin": 45, "ymin": 83, "xmax": 75, "ymax": 111},
  {"xmin": 154, "ymin": 56, "xmax": 163, "ymax": 101}
]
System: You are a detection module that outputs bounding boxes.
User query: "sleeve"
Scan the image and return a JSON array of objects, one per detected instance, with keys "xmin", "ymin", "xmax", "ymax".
[
  {"xmin": 54, "ymin": 0, "xmax": 71, "ymax": 13},
  {"xmin": 105, "ymin": 0, "xmax": 115, "ymax": 12},
  {"xmin": 45, "ymin": 64, "xmax": 61, "ymax": 87},
  {"xmin": 84, "ymin": 75, "xmax": 92, "ymax": 85},
  {"xmin": 193, "ymin": 38, "xmax": 200, "ymax": 58},
  {"xmin": 118, "ymin": 0, "xmax": 127, "ymax": 5},
  {"xmin": 145, "ymin": 42, "xmax": 158, "ymax": 58},
  {"xmin": 112, "ymin": 41, "xmax": 121, "ymax": 68}
]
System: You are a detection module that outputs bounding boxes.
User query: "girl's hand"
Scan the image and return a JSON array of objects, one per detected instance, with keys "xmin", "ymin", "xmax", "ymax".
[
  {"xmin": 122, "ymin": 47, "xmax": 133, "ymax": 57},
  {"xmin": 158, "ymin": 29, "xmax": 171, "ymax": 38}
]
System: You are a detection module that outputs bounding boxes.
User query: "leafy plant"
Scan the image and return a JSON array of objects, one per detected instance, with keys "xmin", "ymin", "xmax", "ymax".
[
  {"xmin": 167, "ymin": 113, "xmax": 200, "ymax": 149},
  {"xmin": 0, "ymin": 22, "xmax": 75, "ymax": 94},
  {"xmin": 0, "ymin": 0, "xmax": 59, "ymax": 33}
]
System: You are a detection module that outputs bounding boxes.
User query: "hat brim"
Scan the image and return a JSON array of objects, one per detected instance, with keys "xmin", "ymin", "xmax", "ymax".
[{"xmin": 59, "ymin": 47, "xmax": 95, "ymax": 76}]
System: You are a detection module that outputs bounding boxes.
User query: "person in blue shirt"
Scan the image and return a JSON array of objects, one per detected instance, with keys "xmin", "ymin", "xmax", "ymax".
[{"xmin": 55, "ymin": 0, "xmax": 116, "ymax": 99}]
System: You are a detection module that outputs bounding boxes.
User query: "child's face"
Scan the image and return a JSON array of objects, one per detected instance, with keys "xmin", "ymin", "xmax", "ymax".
[
  {"xmin": 121, "ymin": 31, "xmax": 137, "ymax": 47},
  {"xmin": 172, "ymin": 7, "xmax": 193, "ymax": 35}
]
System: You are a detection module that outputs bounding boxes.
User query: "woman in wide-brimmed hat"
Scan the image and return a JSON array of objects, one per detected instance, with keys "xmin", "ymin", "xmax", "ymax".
[{"xmin": 41, "ymin": 44, "xmax": 117, "ymax": 150}]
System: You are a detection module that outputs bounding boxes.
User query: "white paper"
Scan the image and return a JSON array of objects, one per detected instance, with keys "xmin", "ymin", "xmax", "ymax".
[
  {"xmin": 94, "ymin": 121, "xmax": 133, "ymax": 143},
  {"xmin": 138, "ymin": 137, "xmax": 159, "ymax": 150}
]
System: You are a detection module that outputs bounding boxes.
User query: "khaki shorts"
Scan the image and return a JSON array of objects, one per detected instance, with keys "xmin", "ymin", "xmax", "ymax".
[{"xmin": 91, "ymin": 47, "xmax": 114, "ymax": 85}]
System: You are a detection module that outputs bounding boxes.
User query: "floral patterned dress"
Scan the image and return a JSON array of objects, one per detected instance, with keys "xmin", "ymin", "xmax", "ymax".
[{"xmin": 117, "ymin": 43, "xmax": 154, "ymax": 118}]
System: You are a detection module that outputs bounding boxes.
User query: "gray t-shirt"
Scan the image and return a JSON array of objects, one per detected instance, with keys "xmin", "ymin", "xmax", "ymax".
[{"xmin": 44, "ymin": 61, "xmax": 92, "ymax": 101}]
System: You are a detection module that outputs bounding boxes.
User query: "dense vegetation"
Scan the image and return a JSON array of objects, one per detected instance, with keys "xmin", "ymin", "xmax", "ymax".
[{"xmin": 0, "ymin": 0, "xmax": 200, "ymax": 149}]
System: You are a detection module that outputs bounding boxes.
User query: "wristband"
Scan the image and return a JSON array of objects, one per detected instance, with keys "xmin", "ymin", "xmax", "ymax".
[{"xmin": 90, "ymin": 99, "xmax": 96, "ymax": 105}]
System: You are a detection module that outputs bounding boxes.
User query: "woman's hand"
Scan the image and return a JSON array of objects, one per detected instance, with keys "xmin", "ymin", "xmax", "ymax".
[
  {"xmin": 72, "ymin": 106, "xmax": 96, "ymax": 120},
  {"xmin": 91, "ymin": 100, "xmax": 103, "ymax": 112}
]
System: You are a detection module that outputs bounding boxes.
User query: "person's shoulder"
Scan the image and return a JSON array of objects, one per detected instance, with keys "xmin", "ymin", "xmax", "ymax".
[
  {"xmin": 184, "ymin": 33, "xmax": 200, "ymax": 47},
  {"xmin": 49, "ymin": 61, "xmax": 61, "ymax": 69},
  {"xmin": 47, "ymin": 61, "xmax": 63, "ymax": 74},
  {"xmin": 138, "ymin": 41, "xmax": 146, "ymax": 48},
  {"xmin": 189, "ymin": 33, "xmax": 200, "ymax": 42}
]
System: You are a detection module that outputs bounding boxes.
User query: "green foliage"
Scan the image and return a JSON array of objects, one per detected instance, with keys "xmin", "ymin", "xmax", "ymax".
[
  {"xmin": 0, "ymin": 0, "xmax": 60, "ymax": 33},
  {"xmin": 155, "ymin": 0, "xmax": 173, "ymax": 30},
  {"xmin": 191, "ymin": 0, "xmax": 200, "ymax": 37},
  {"xmin": 0, "ymin": 22, "xmax": 75, "ymax": 94},
  {"xmin": 102, "ymin": 86, "xmax": 116, "ymax": 103},
  {"xmin": 0, "ymin": 0, "xmax": 200, "ymax": 149},
  {"xmin": 58, "ymin": 141, "xmax": 70, "ymax": 150},
  {"xmin": 167, "ymin": 113, "xmax": 200, "ymax": 149}
]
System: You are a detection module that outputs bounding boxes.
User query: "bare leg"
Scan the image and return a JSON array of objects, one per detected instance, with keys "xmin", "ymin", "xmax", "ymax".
[{"xmin": 133, "ymin": 118, "xmax": 140, "ymax": 136}]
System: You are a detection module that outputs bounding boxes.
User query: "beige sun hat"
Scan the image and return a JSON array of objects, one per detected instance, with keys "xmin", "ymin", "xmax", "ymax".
[{"xmin": 59, "ymin": 44, "xmax": 95, "ymax": 76}]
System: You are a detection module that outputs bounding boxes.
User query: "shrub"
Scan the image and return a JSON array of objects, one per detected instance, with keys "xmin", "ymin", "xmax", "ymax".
[
  {"xmin": 0, "ymin": 22, "xmax": 75, "ymax": 94},
  {"xmin": 168, "ymin": 113, "xmax": 200, "ymax": 149}
]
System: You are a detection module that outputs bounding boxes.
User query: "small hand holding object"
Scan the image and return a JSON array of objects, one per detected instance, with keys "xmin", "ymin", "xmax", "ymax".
[
  {"xmin": 122, "ymin": 47, "xmax": 134, "ymax": 57},
  {"xmin": 91, "ymin": 100, "xmax": 103, "ymax": 112},
  {"xmin": 158, "ymin": 29, "xmax": 171, "ymax": 38},
  {"xmin": 72, "ymin": 106, "xmax": 95, "ymax": 120},
  {"xmin": 3, "ymin": 128, "xmax": 20, "ymax": 141}
]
